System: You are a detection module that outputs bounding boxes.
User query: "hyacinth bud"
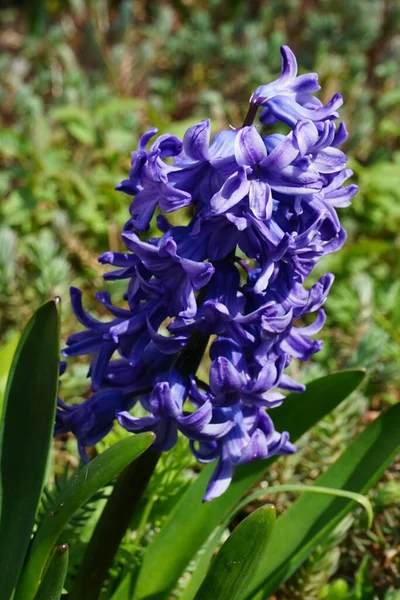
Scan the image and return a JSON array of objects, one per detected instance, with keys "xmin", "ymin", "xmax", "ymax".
[{"xmin": 57, "ymin": 46, "xmax": 357, "ymax": 502}]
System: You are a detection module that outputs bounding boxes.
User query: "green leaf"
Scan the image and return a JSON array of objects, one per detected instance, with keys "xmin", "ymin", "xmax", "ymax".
[
  {"xmin": 111, "ymin": 574, "xmax": 137, "ymax": 600},
  {"xmin": 105, "ymin": 129, "xmax": 137, "ymax": 153},
  {"xmin": 353, "ymin": 556, "xmax": 374, "ymax": 600},
  {"xmin": 50, "ymin": 105, "xmax": 92, "ymax": 124},
  {"xmin": 132, "ymin": 369, "xmax": 365, "ymax": 600},
  {"xmin": 0, "ymin": 127, "xmax": 26, "ymax": 158},
  {"xmin": 34, "ymin": 544, "xmax": 69, "ymax": 600},
  {"xmin": 66, "ymin": 122, "xmax": 96, "ymax": 146},
  {"xmin": 53, "ymin": 170, "xmax": 93, "ymax": 204},
  {"xmin": 180, "ymin": 523, "xmax": 226, "ymax": 600},
  {"xmin": 0, "ymin": 334, "xmax": 19, "ymax": 416},
  {"xmin": 0, "ymin": 300, "xmax": 60, "ymax": 600},
  {"xmin": 320, "ymin": 579, "xmax": 350, "ymax": 600},
  {"xmin": 245, "ymin": 402, "xmax": 400, "ymax": 599},
  {"xmin": 234, "ymin": 485, "xmax": 373, "ymax": 529},
  {"xmin": 94, "ymin": 98, "xmax": 144, "ymax": 122},
  {"xmin": 182, "ymin": 484, "xmax": 371, "ymax": 600},
  {"xmin": 194, "ymin": 505, "xmax": 276, "ymax": 600},
  {"xmin": 14, "ymin": 432, "xmax": 155, "ymax": 600},
  {"xmin": 0, "ymin": 129, "xmax": 25, "ymax": 158}
]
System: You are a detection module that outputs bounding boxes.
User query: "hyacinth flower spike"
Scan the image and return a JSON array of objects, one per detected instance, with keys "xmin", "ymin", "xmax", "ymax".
[{"xmin": 57, "ymin": 45, "xmax": 357, "ymax": 502}]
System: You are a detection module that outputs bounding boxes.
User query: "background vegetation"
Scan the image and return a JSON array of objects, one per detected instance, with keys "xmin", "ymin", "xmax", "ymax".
[{"xmin": 0, "ymin": 1, "xmax": 400, "ymax": 597}]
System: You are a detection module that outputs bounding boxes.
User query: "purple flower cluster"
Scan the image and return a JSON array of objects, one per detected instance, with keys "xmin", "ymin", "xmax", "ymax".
[{"xmin": 56, "ymin": 46, "xmax": 357, "ymax": 501}]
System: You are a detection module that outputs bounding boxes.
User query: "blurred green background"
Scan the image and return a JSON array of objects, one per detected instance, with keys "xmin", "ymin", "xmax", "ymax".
[{"xmin": 1, "ymin": 0, "xmax": 400, "ymax": 597}]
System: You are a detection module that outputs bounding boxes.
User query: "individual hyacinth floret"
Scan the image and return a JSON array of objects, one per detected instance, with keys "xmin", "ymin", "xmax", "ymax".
[{"xmin": 56, "ymin": 46, "xmax": 357, "ymax": 502}]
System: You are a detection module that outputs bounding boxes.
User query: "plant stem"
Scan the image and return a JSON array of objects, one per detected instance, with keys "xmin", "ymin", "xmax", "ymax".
[
  {"xmin": 176, "ymin": 330, "xmax": 210, "ymax": 375},
  {"xmin": 69, "ymin": 449, "xmax": 160, "ymax": 600},
  {"xmin": 242, "ymin": 97, "xmax": 259, "ymax": 127},
  {"xmin": 135, "ymin": 493, "xmax": 159, "ymax": 547}
]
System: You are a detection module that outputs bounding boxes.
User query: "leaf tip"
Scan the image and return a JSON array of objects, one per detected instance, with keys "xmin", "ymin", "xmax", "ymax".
[{"xmin": 53, "ymin": 296, "xmax": 62, "ymax": 314}]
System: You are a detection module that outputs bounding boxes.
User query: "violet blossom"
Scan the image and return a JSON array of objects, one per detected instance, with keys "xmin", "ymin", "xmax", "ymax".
[{"xmin": 57, "ymin": 46, "xmax": 357, "ymax": 502}]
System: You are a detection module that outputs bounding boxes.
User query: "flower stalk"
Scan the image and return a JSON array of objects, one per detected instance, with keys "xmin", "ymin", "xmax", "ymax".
[
  {"xmin": 69, "ymin": 449, "xmax": 160, "ymax": 600},
  {"xmin": 242, "ymin": 94, "xmax": 259, "ymax": 127}
]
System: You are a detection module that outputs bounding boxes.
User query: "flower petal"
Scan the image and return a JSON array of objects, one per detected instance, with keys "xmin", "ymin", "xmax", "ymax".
[
  {"xmin": 183, "ymin": 120, "xmax": 211, "ymax": 161},
  {"xmin": 235, "ymin": 126, "xmax": 267, "ymax": 167},
  {"xmin": 210, "ymin": 167, "xmax": 250, "ymax": 214}
]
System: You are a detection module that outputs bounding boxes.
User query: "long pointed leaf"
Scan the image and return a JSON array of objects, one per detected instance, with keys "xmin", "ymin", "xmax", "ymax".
[
  {"xmin": 245, "ymin": 402, "xmax": 400, "ymax": 599},
  {"xmin": 111, "ymin": 574, "xmax": 137, "ymax": 600},
  {"xmin": 0, "ymin": 334, "xmax": 19, "ymax": 415},
  {"xmin": 0, "ymin": 300, "xmax": 60, "ymax": 600},
  {"xmin": 180, "ymin": 524, "xmax": 226, "ymax": 600},
  {"xmin": 132, "ymin": 369, "xmax": 365, "ymax": 600},
  {"xmin": 235, "ymin": 485, "xmax": 373, "ymax": 528},
  {"xmin": 194, "ymin": 505, "xmax": 276, "ymax": 600},
  {"xmin": 181, "ymin": 485, "xmax": 371, "ymax": 600},
  {"xmin": 14, "ymin": 432, "xmax": 155, "ymax": 600},
  {"xmin": 34, "ymin": 544, "xmax": 69, "ymax": 600}
]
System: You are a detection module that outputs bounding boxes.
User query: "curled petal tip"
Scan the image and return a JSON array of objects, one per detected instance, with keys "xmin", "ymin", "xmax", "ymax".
[{"xmin": 279, "ymin": 44, "xmax": 298, "ymax": 79}]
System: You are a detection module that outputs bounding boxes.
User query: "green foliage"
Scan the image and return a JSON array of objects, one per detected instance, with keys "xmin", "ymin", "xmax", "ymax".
[
  {"xmin": 1, "ymin": 0, "xmax": 399, "ymax": 346},
  {"xmin": 0, "ymin": 300, "xmax": 155, "ymax": 600},
  {"xmin": 245, "ymin": 403, "xmax": 400, "ymax": 599},
  {"xmin": 193, "ymin": 505, "xmax": 276, "ymax": 600},
  {"xmin": 281, "ymin": 515, "xmax": 354, "ymax": 600},
  {"xmin": 320, "ymin": 558, "xmax": 376, "ymax": 600},
  {"xmin": 0, "ymin": 225, "xmax": 71, "ymax": 335},
  {"xmin": 15, "ymin": 433, "xmax": 155, "ymax": 600},
  {"xmin": 0, "ymin": 300, "xmax": 60, "ymax": 600},
  {"xmin": 180, "ymin": 487, "xmax": 370, "ymax": 600},
  {"xmin": 36, "ymin": 466, "xmax": 111, "ymax": 592},
  {"xmin": 0, "ymin": 302, "xmax": 397, "ymax": 600},
  {"xmin": 34, "ymin": 544, "xmax": 69, "ymax": 600},
  {"xmin": 0, "ymin": 334, "xmax": 19, "ymax": 412}
]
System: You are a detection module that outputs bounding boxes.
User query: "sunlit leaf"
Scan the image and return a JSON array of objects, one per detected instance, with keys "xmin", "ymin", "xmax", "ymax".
[{"xmin": 0, "ymin": 300, "xmax": 60, "ymax": 600}]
